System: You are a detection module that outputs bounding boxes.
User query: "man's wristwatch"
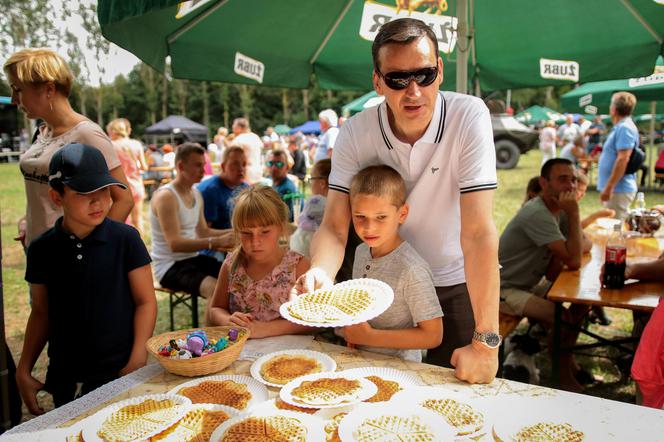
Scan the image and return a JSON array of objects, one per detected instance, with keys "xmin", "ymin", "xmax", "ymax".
[{"xmin": 472, "ymin": 330, "xmax": 502, "ymax": 349}]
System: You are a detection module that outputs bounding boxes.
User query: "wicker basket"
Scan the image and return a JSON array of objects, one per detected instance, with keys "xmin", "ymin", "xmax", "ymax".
[{"xmin": 146, "ymin": 326, "xmax": 250, "ymax": 377}]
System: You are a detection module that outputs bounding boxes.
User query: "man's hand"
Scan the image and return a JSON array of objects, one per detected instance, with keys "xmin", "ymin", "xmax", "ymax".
[
  {"xmin": 119, "ymin": 356, "xmax": 146, "ymax": 377},
  {"xmin": 450, "ymin": 343, "xmax": 498, "ymax": 384},
  {"xmin": 557, "ymin": 191, "xmax": 579, "ymax": 215},
  {"xmin": 16, "ymin": 371, "xmax": 44, "ymax": 415},
  {"xmin": 600, "ymin": 186, "xmax": 613, "ymax": 203},
  {"xmin": 290, "ymin": 267, "xmax": 333, "ymax": 301},
  {"xmin": 343, "ymin": 322, "xmax": 374, "ymax": 345}
]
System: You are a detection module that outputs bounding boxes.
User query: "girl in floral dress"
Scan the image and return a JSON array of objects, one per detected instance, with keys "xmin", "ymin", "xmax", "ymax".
[{"xmin": 207, "ymin": 185, "xmax": 313, "ymax": 338}]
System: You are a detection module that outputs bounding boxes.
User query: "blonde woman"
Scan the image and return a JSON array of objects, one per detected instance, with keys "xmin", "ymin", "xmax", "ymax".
[
  {"xmin": 107, "ymin": 118, "xmax": 148, "ymax": 234},
  {"xmin": 4, "ymin": 48, "xmax": 132, "ymax": 246}
]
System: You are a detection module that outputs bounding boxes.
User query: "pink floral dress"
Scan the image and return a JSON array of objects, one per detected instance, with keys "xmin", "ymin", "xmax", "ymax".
[{"xmin": 225, "ymin": 250, "xmax": 303, "ymax": 321}]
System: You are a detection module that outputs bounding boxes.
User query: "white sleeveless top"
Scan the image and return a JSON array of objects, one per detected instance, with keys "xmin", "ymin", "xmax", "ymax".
[{"xmin": 151, "ymin": 183, "xmax": 202, "ymax": 281}]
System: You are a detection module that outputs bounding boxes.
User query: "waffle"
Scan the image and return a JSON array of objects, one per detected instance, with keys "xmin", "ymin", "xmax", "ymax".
[
  {"xmin": 65, "ymin": 432, "xmax": 83, "ymax": 442},
  {"xmin": 151, "ymin": 408, "xmax": 231, "ymax": 441},
  {"xmin": 275, "ymin": 398, "xmax": 319, "ymax": 414},
  {"xmin": 178, "ymin": 380, "xmax": 252, "ymax": 409},
  {"xmin": 514, "ymin": 422, "xmax": 584, "ymax": 442},
  {"xmin": 364, "ymin": 376, "xmax": 402, "ymax": 403},
  {"xmin": 260, "ymin": 354, "xmax": 322, "ymax": 385},
  {"xmin": 220, "ymin": 415, "xmax": 307, "ymax": 442},
  {"xmin": 421, "ymin": 398, "xmax": 484, "ymax": 436},
  {"xmin": 324, "ymin": 412, "xmax": 347, "ymax": 442},
  {"xmin": 97, "ymin": 398, "xmax": 179, "ymax": 442},
  {"xmin": 291, "ymin": 377, "xmax": 362, "ymax": 406},
  {"xmin": 288, "ymin": 287, "xmax": 374, "ymax": 323},
  {"xmin": 353, "ymin": 415, "xmax": 436, "ymax": 441}
]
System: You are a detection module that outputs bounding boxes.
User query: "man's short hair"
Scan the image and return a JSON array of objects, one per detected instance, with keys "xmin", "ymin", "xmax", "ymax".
[
  {"xmin": 221, "ymin": 145, "xmax": 245, "ymax": 165},
  {"xmin": 233, "ymin": 117, "xmax": 250, "ymax": 130},
  {"xmin": 175, "ymin": 142, "xmax": 205, "ymax": 164},
  {"xmin": 311, "ymin": 158, "xmax": 331, "ymax": 180},
  {"xmin": 3, "ymin": 47, "xmax": 74, "ymax": 97},
  {"xmin": 371, "ymin": 18, "xmax": 438, "ymax": 72},
  {"xmin": 611, "ymin": 92, "xmax": 637, "ymax": 117},
  {"xmin": 319, "ymin": 109, "xmax": 338, "ymax": 127},
  {"xmin": 540, "ymin": 158, "xmax": 573, "ymax": 180},
  {"xmin": 350, "ymin": 165, "xmax": 406, "ymax": 207}
]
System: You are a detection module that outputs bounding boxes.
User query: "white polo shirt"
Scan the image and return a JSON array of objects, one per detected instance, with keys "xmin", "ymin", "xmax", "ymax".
[{"xmin": 329, "ymin": 92, "xmax": 497, "ymax": 286}]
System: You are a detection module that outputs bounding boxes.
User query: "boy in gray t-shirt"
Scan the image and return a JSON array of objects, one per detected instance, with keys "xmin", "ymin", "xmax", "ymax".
[{"xmin": 339, "ymin": 165, "xmax": 443, "ymax": 362}]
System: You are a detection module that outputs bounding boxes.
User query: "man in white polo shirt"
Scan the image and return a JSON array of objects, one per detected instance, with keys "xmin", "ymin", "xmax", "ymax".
[{"xmin": 295, "ymin": 18, "xmax": 500, "ymax": 383}]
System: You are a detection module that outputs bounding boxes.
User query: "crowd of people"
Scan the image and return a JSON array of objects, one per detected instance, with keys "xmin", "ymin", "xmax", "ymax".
[{"xmin": 2, "ymin": 16, "xmax": 664, "ymax": 425}]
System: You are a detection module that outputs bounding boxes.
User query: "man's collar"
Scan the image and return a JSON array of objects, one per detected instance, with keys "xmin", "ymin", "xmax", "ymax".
[{"xmin": 377, "ymin": 92, "xmax": 445, "ymax": 149}]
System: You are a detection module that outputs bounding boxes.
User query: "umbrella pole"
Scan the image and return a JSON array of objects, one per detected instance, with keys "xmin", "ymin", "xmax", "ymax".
[
  {"xmin": 456, "ymin": 0, "xmax": 468, "ymax": 94},
  {"xmin": 0, "ymin": 219, "xmax": 11, "ymax": 432},
  {"xmin": 648, "ymin": 101, "xmax": 656, "ymax": 189}
]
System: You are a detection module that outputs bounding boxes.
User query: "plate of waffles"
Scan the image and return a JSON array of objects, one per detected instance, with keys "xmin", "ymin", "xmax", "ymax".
[
  {"xmin": 491, "ymin": 396, "xmax": 598, "ymax": 442},
  {"xmin": 250, "ymin": 349, "xmax": 337, "ymax": 387},
  {"xmin": 209, "ymin": 409, "xmax": 325, "ymax": 442},
  {"xmin": 392, "ymin": 386, "xmax": 491, "ymax": 440},
  {"xmin": 280, "ymin": 371, "xmax": 378, "ymax": 409},
  {"xmin": 81, "ymin": 394, "xmax": 191, "ymax": 442},
  {"xmin": 151, "ymin": 404, "xmax": 239, "ymax": 441},
  {"xmin": 338, "ymin": 402, "xmax": 455, "ymax": 442},
  {"xmin": 341, "ymin": 367, "xmax": 421, "ymax": 403},
  {"xmin": 280, "ymin": 278, "xmax": 394, "ymax": 327},
  {"xmin": 169, "ymin": 374, "xmax": 269, "ymax": 410}
]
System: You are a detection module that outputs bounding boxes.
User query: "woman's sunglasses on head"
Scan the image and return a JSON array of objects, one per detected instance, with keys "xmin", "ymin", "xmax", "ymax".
[{"xmin": 377, "ymin": 66, "xmax": 438, "ymax": 90}]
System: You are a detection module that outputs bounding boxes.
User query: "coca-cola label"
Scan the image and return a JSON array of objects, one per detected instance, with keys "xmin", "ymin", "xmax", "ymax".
[{"xmin": 605, "ymin": 246, "xmax": 627, "ymax": 264}]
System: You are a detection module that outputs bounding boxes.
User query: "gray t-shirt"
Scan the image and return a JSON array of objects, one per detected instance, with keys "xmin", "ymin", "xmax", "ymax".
[
  {"xmin": 351, "ymin": 241, "xmax": 443, "ymax": 362},
  {"xmin": 499, "ymin": 197, "xmax": 568, "ymax": 290}
]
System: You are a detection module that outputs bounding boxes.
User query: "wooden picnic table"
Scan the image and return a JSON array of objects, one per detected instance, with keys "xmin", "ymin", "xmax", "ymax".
[{"xmin": 5, "ymin": 338, "xmax": 664, "ymax": 440}]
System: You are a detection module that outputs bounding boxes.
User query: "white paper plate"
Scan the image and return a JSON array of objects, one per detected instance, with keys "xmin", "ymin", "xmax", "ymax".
[
  {"xmin": 150, "ymin": 403, "xmax": 239, "ymax": 442},
  {"xmin": 280, "ymin": 371, "xmax": 378, "ymax": 409},
  {"xmin": 392, "ymin": 386, "xmax": 492, "ymax": 440},
  {"xmin": 280, "ymin": 278, "xmax": 394, "ymax": 327},
  {"xmin": 209, "ymin": 409, "xmax": 325, "ymax": 442},
  {"xmin": 342, "ymin": 367, "xmax": 421, "ymax": 402},
  {"xmin": 0, "ymin": 428, "xmax": 73, "ymax": 442},
  {"xmin": 338, "ymin": 402, "xmax": 455, "ymax": 442},
  {"xmin": 81, "ymin": 394, "xmax": 191, "ymax": 442},
  {"xmin": 491, "ymin": 395, "xmax": 601, "ymax": 442},
  {"xmin": 168, "ymin": 374, "xmax": 268, "ymax": 410},
  {"xmin": 250, "ymin": 349, "xmax": 337, "ymax": 387}
]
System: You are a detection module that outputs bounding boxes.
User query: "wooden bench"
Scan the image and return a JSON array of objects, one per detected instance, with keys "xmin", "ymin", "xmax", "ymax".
[
  {"xmin": 498, "ymin": 312, "xmax": 524, "ymax": 371},
  {"xmin": 154, "ymin": 282, "xmax": 200, "ymax": 331},
  {"xmin": 655, "ymin": 172, "xmax": 664, "ymax": 188}
]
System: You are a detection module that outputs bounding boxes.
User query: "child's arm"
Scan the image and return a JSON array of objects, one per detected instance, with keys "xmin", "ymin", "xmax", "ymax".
[
  {"xmin": 207, "ymin": 262, "xmax": 235, "ymax": 326},
  {"xmin": 120, "ymin": 264, "xmax": 157, "ymax": 376},
  {"xmin": 581, "ymin": 208, "xmax": 616, "ymax": 228},
  {"xmin": 16, "ymin": 284, "xmax": 49, "ymax": 415},
  {"xmin": 343, "ymin": 318, "xmax": 443, "ymax": 349}
]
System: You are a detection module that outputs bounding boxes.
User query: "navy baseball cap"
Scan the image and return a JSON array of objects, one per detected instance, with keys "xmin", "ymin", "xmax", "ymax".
[{"xmin": 49, "ymin": 143, "xmax": 127, "ymax": 193}]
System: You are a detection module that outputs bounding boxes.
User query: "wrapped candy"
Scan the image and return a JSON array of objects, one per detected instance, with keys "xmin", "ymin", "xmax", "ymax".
[
  {"xmin": 176, "ymin": 349, "xmax": 192, "ymax": 359},
  {"xmin": 215, "ymin": 337, "xmax": 229, "ymax": 352},
  {"xmin": 228, "ymin": 329, "xmax": 239, "ymax": 342},
  {"xmin": 184, "ymin": 330, "xmax": 209, "ymax": 356}
]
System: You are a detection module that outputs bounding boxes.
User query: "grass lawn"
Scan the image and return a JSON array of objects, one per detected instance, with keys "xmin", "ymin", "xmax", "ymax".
[{"xmin": 1, "ymin": 148, "xmax": 663, "ymax": 416}]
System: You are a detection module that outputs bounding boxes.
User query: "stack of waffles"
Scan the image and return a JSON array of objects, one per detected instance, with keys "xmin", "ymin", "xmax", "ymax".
[
  {"xmin": 324, "ymin": 412, "xmax": 347, "ymax": 442},
  {"xmin": 96, "ymin": 398, "xmax": 181, "ymax": 441},
  {"xmin": 220, "ymin": 415, "xmax": 308, "ymax": 442},
  {"xmin": 421, "ymin": 398, "xmax": 484, "ymax": 437},
  {"xmin": 511, "ymin": 422, "xmax": 584, "ymax": 442},
  {"xmin": 178, "ymin": 380, "xmax": 252, "ymax": 409},
  {"xmin": 363, "ymin": 376, "xmax": 402, "ymax": 403},
  {"xmin": 287, "ymin": 287, "xmax": 374, "ymax": 324},
  {"xmin": 291, "ymin": 377, "xmax": 362, "ymax": 406},
  {"xmin": 260, "ymin": 354, "xmax": 322, "ymax": 385},
  {"xmin": 353, "ymin": 415, "xmax": 437, "ymax": 441},
  {"xmin": 151, "ymin": 406, "xmax": 232, "ymax": 441}
]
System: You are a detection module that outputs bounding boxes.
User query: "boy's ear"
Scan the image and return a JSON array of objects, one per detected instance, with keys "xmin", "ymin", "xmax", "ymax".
[
  {"xmin": 48, "ymin": 187, "xmax": 63, "ymax": 207},
  {"xmin": 398, "ymin": 203, "xmax": 409, "ymax": 224}
]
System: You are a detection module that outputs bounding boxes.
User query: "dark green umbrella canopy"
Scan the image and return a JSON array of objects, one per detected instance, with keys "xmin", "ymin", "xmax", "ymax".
[
  {"xmin": 515, "ymin": 105, "xmax": 564, "ymax": 126},
  {"xmin": 560, "ymin": 76, "xmax": 664, "ymax": 114},
  {"xmin": 98, "ymin": 0, "xmax": 664, "ymax": 91}
]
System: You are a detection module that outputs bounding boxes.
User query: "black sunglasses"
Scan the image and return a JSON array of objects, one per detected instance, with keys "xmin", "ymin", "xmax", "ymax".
[
  {"xmin": 267, "ymin": 160, "xmax": 285, "ymax": 168},
  {"xmin": 377, "ymin": 66, "xmax": 438, "ymax": 90}
]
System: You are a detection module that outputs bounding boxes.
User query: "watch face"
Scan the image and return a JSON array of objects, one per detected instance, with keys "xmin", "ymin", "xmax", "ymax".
[{"xmin": 485, "ymin": 332, "xmax": 501, "ymax": 348}]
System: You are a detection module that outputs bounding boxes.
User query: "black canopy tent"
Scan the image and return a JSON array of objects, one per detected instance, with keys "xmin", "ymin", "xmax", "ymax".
[{"xmin": 144, "ymin": 115, "xmax": 209, "ymax": 145}]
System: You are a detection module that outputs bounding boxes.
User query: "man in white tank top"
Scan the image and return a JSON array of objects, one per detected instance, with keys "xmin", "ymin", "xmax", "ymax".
[{"xmin": 150, "ymin": 143, "xmax": 234, "ymax": 305}]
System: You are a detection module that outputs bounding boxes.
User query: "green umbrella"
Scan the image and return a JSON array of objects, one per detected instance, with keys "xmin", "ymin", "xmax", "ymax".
[
  {"xmin": 515, "ymin": 105, "xmax": 563, "ymax": 126},
  {"xmin": 561, "ymin": 77, "xmax": 664, "ymax": 114},
  {"xmin": 273, "ymin": 124, "xmax": 291, "ymax": 135},
  {"xmin": 341, "ymin": 90, "xmax": 384, "ymax": 117},
  {"xmin": 98, "ymin": 0, "xmax": 664, "ymax": 92}
]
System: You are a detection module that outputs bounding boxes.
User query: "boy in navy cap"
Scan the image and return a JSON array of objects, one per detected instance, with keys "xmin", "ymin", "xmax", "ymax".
[{"xmin": 17, "ymin": 143, "xmax": 157, "ymax": 414}]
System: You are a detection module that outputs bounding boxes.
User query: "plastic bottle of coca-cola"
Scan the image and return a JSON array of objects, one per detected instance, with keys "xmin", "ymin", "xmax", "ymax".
[{"xmin": 603, "ymin": 223, "xmax": 626, "ymax": 289}]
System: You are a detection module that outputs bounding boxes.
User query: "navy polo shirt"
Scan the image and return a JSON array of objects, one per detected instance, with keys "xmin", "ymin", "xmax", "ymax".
[{"xmin": 25, "ymin": 217, "xmax": 151, "ymax": 383}]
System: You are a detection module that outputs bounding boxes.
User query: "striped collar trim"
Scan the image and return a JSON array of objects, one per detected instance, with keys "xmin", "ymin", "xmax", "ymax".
[{"xmin": 377, "ymin": 92, "xmax": 446, "ymax": 150}]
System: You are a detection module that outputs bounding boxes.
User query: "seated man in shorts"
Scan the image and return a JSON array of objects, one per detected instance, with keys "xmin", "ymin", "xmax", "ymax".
[
  {"xmin": 499, "ymin": 158, "xmax": 589, "ymax": 392},
  {"xmin": 151, "ymin": 143, "xmax": 233, "ymax": 300}
]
